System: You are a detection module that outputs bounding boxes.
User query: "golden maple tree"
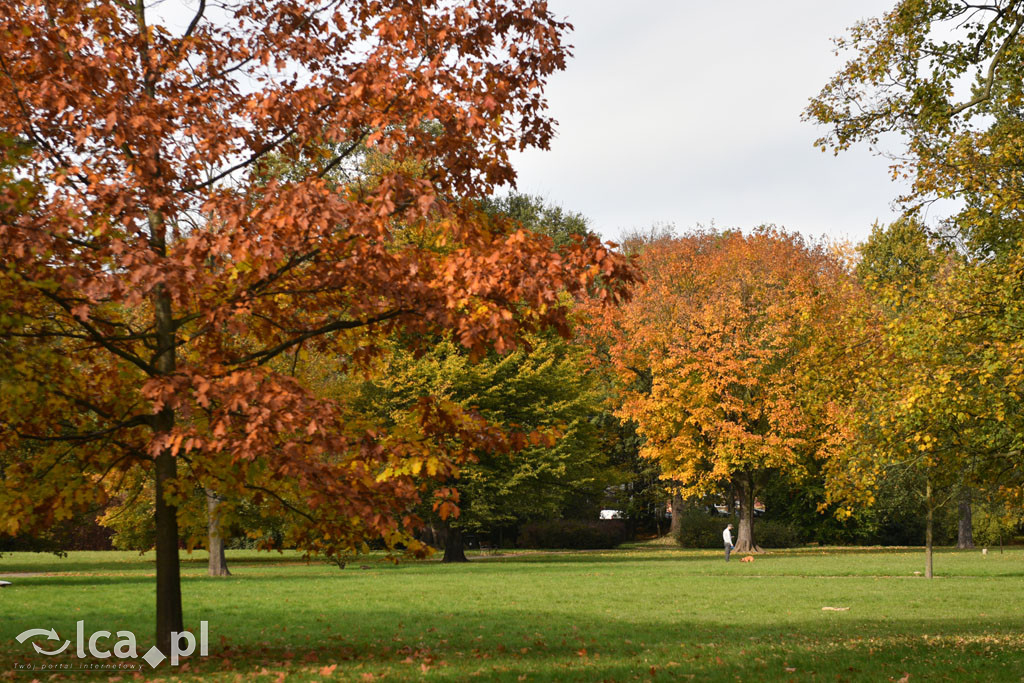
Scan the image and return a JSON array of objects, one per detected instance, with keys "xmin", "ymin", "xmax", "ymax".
[{"xmin": 601, "ymin": 229, "xmax": 851, "ymax": 552}]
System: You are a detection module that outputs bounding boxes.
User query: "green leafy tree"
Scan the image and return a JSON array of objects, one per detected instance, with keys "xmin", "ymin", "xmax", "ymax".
[
  {"xmin": 821, "ymin": 220, "xmax": 1024, "ymax": 576},
  {"xmin": 356, "ymin": 332, "xmax": 615, "ymax": 561},
  {"xmin": 809, "ymin": 2, "xmax": 1024, "ymax": 572}
]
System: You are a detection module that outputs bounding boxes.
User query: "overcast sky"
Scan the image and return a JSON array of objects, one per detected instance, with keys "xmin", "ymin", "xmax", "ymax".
[{"xmin": 505, "ymin": 1, "xmax": 905, "ymax": 245}]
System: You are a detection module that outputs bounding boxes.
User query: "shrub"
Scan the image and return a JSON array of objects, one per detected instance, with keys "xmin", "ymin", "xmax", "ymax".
[
  {"xmin": 971, "ymin": 506, "xmax": 1024, "ymax": 547},
  {"xmin": 673, "ymin": 511, "xmax": 724, "ymax": 549},
  {"xmin": 673, "ymin": 512, "xmax": 803, "ymax": 549},
  {"xmin": 518, "ymin": 519, "xmax": 627, "ymax": 549},
  {"xmin": 754, "ymin": 520, "xmax": 803, "ymax": 548}
]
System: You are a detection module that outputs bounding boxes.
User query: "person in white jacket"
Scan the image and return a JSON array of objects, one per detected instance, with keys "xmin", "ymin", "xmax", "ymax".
[{"xmin": 723, "ymin": 524, "xmax": 734, "ymax": 562}]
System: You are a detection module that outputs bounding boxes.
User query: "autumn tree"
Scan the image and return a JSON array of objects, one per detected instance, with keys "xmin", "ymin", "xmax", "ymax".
[
  {"xmin": 808, "ymin": 1, "xmax": 1024, "ymax": 570},
  {"xmin": 821, "ymin": 220, "xmax": 1024, "ymax": 576},
  {"xmin": 602, "ymin": 229, "xmax": 850, "ymax": 553},
  {"xmin": 0, "ymin": 0, "xmax": 634, "ymax": 654}
]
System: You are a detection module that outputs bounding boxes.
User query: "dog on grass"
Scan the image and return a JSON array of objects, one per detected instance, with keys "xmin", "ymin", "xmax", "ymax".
[{"xmin": 740, "ymin": 555, "xmax": 754, "ymax": 563}]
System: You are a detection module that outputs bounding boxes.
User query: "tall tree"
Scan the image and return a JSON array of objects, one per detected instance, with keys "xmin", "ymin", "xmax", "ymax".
[
  {"xmin": 357, "ymin": 333, "xmax": 615, "ymax": 561},
  {"xmin": 0, "ymin": 0, "xmax": 634, "ymax": 653},
  {"xmin": 601, "ymin": 229, "xmax": 850, "ymax": 553},
  {"xmin": 808, "ymin": 2, "xmax": 1024, "ymax": 569},
  {"xmin": 821, "ymin": 220, "xmax": 1024, "ymax": 576}
]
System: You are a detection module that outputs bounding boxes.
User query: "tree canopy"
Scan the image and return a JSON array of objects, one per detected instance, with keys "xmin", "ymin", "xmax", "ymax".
[
  {"xmin": 599, "ymin": 228, "xmax": 851, "ymax": 552},
  {"xmin": 0, "ymin": 0, "xmax": 635, "ymax": 652}
]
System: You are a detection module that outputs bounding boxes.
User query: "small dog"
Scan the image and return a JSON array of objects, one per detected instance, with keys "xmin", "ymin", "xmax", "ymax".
[
  {"xmin": 740, "ymin": 555, "xmax": 754, "ymax": 563},
  {"xmin": 982, "ymin": 548, "xmax": 988, "ymax": 556}
]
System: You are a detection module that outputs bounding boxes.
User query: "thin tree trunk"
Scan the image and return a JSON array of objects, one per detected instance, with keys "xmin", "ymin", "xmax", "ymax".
[
  {"xmin": 152, "ymin": 271, "xmax": 183, "ymax": 652},
  {"xmin": 136, "ymin": 0, "xmax": 183, "ymax": 654},
  {"xmin": 925, "ymin": 478, "xmax": 934, "ymax": 579},
  {"xmin": 151, "ymin": 237, "xmax": 183, "ymax": 652},
  {"xmin": 669, "ymin": 493, "xmax": 684, "ymax": 537},
  {"xmin": 154, "ymin": 410, "xmax": 183, "ymax": 655},
  {"xmin": 207, "ymin": 490, "xmax": 231, "ymax": 576},
  {"xmin": 957, "ymin": 489, "xmax": 975, "ymax": 549},
  {"xmin": 442, "ymin": 522, "xmax": 468, "ymax": 563},
  {"xmin": 732, "ymin": 473, "xmax": 761, "ymax": 553}
]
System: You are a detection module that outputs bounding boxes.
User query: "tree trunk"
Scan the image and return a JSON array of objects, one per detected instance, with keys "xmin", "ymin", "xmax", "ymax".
[
  {"xmin": 135, "ymin": 0, "xmax": 184, "ymax": 651},
  {"xmin": 441, "ymin": 523, "xmax": 468, "ymax": 563},
  {"xmin": 925, "ymin": 478, "xmax": 934, "ymax": 579},
  {"xmin": 668, "ymin": 493, "xmax": 684, "ymax": 537},
  {"xmin": 957, "ymin": 490, "xmax": 975, "ymax": 549},
  {"xmin": 732, "ymin": 473, "xmax": 762, "ymax": 553},
  {"xmin": 207, "ymin": 490, "xmax": 231, "ymax": 577},
  {"xmin": 149, "ymin": 203, "xmax": 184, "ymax": 652},
  {"xmin": 154, "ymin": 420, "xmax": 183, "ymax": 655}
]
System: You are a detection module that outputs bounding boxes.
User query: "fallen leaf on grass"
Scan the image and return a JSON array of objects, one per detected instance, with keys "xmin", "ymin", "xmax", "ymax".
[{"xmin": 319, "ymin": 664, "xmax": 337, "ymax": 677}]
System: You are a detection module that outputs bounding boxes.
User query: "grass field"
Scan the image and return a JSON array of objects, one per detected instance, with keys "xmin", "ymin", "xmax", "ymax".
[{"xmin": 1, "ymin": 544, "xmax": 1023, "ymax": 681}]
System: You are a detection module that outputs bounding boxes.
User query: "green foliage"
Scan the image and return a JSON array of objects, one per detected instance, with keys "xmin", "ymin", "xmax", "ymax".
[
  {"xmin": 856, "ymin": 218, "xmax": 944, "ymax": 295},
  {"xmin": 754, "ymin": 520, "xmax": 804, "ymax": 549},
  {"xmin": 356, "ymin": 332, "xmax": 617, "ymax": 534},
  {"xmin": 596, "ymin": 414, "xmax": 671, "ymax": 534},
  {"xmin": 517, "ymin": 519, "xmax": 627, "ymax": 549},
  {"xmin": 669, "ymin": 508, "xmax": 804, "ymax": 551},
  {"xmin": 758, "ymin": 472, "xmax": 872, "ymax": 545},
  {"xmin": 972, "ymin": 502, "xmax": 1024, "ymax": 548},
  {"xmin": 671, "ymin": 510, "xmax": 724, "ymax": 549},
  {"xmin": 99, "ymin": 481, "xmax": 290, "ymax": 552},
  {"xmin": 478, "ymin": 193, "xmax": 591, "ymax": 247},
  {"xmin": 101, "ymin": 484, "xmax": 206, "ymax": 552}
]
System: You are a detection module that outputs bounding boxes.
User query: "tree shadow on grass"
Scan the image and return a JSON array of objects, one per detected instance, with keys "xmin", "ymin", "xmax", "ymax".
[{"xmin": 4, "ymin": 608, "xmax": 1017, "ymax": 682}]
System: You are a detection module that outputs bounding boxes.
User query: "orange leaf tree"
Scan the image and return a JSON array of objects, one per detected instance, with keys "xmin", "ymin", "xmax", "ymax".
[
  {"xmin": 0, "ymin": 0, "xmax": 634, "ymax": 652},
  {"xmin": 602, "ymin": 229, "xmax": 851, "ymax": 552}
]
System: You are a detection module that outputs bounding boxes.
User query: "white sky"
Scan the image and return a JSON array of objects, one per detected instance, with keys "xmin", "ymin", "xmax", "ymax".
[{"xmin": 506, "ymin": 0, "xmax": 905, "ymax": 246}]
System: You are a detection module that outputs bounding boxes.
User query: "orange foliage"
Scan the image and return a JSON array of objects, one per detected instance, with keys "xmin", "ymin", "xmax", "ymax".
[
  {"xmin": 0, "ymin": 0, "xmax": 636, "ymax": 648},
  {"xmin": 599, "ymin": 229, "xmax": 850, "ymax": 525}
]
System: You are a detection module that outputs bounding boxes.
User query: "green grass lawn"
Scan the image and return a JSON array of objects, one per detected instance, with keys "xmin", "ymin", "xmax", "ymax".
[{"xmin": 1, "ymin": 544, "xmax": 1023, "ymax": 681}]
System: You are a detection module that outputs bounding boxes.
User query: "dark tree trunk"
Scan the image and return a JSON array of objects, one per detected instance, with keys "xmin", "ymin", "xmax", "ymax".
[
  {"xmin": 149, "ymin": 203, "xmax": 183, "ymax": 653},
  {"xmin": 925, "ymin": 478, "xmax": 934, "ymax": 579},
  {"xmin": 668, "ymin": 493, "xmax": 684, "ymax": 537},
  {"xmin": 137, "ymin": 0, "xmax": 183, "ymax": 651},
  {"xmin": 207, "ymin": 490, "xmax": 231, "ymax": 576},
  {"xmin": 154, "ymin": 420, "xmax": 183, "ymax": 655},
  {"xmin": 957, "ymin": 490, "xmax": 975, "ymax": 549},
  {"xmin": 732, "ymin": 473, "xmax": 761, "ymax": 553},
  {"xmin": 442, "ymin": 523, "xmax": 468, "ymax": 563}
]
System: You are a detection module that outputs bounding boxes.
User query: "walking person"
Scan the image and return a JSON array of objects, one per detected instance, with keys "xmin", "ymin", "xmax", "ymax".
[{"xmin": 723, "ymin": 523, "xmax": 734, "ymax": 562}]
